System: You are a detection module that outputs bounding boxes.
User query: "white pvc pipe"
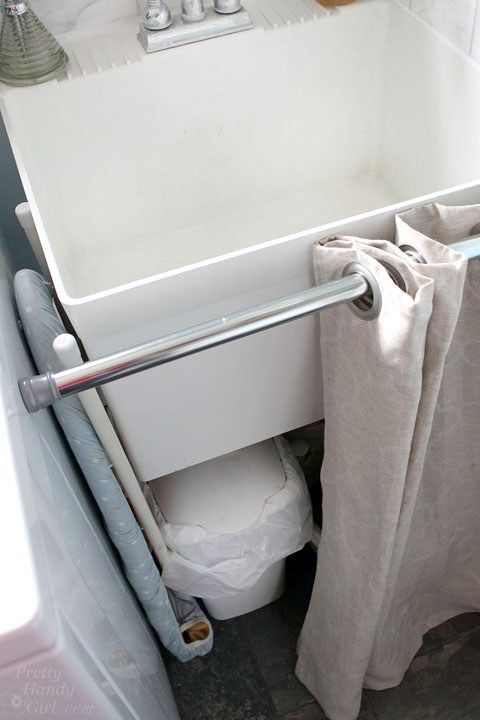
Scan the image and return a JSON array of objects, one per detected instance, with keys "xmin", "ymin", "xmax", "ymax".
[
  {"xmin": 15, "ymin": 203, "xmax": 51, "ymax": 280},
  {"xmin": 53, "ymin": 333, "xmax": 170, "ymax": 568}
]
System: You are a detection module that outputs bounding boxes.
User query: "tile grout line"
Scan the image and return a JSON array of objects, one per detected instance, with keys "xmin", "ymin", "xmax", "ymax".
[
  {"xmin": 416, "ymin": 622, "xmax": 480, "ymax": 658},
  {"xmin": 235, "ymin": 615, "xmax": 283, "ymax": 720},
  {"xmin": 238, "ymin": 611, "xmax": 319, "ymax": 719}
]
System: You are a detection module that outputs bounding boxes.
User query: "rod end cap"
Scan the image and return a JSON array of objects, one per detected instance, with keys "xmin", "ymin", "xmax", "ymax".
[{"xmin": 19, "ymin": 373, "xmax": 60, "ymax": 413}]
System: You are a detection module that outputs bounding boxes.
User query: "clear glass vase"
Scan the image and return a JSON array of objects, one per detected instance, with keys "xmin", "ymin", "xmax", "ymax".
[{"xmin": 0, "ymin": 1, "xmax": 68, "ymax": 86}]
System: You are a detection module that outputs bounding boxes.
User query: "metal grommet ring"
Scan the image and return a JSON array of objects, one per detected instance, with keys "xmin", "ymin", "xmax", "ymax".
[
  {"xmin": 399, "ymin": 244, "xmax": 427, "ymax": 264},
  {"xmin": 342, "ymin": 262, "xmax": 382, "ymax": 321},
  {"xmin": 379, "ymin": 261, "xmax": 406, "ymax": 292}
]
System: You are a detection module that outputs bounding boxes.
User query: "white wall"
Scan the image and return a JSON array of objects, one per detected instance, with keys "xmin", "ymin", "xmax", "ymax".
[
  {"xmin": 400, "ymin": 0, "xmax": 480, "ymax": 62},
  {"xmin": 29, "ymin": 0, "xmax": 140, "ymax": 35},
  {"xmin": 472, "ymin": 1, "xmax": 480, "ymax": 61}
]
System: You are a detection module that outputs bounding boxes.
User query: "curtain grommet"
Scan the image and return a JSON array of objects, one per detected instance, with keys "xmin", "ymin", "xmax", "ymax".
[
  {"xmin": 342, "ymin": 262, "xmax": 382, "ymax": 321},
  {"xmin": 399, "ymin": 244, "xmax": 427, "ymax": 264}
]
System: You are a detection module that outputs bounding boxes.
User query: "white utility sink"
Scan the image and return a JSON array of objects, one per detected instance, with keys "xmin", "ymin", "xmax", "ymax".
[{"xmin": 2, "ymin": 0, "xmax": 480, "ymax": 480}]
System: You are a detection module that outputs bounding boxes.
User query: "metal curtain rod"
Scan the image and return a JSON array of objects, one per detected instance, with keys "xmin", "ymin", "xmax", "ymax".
[{"xmin": 19, "ymin": 235, "xmax": 480, "ymax": 414}]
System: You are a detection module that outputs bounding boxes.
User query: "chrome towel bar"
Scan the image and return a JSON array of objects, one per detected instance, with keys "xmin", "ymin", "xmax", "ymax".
[
  {"xmin": 19, "ymin": 235, "xmax": 480, "ymax": 413},
  {"xmin": 20, "ymin": 269, "xmax": 375, "ymax": 413}
]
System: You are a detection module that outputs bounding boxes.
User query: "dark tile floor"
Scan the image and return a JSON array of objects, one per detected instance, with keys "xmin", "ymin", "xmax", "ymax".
[{"xmin": 165, "ymin": 549, "xmax": 480, "ymax": 720}]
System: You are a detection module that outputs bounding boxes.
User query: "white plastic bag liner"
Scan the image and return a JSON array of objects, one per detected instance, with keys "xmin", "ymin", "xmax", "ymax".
[{"xmin": 144, "ymin": 437, "xmax": 312, "ymax": 600}]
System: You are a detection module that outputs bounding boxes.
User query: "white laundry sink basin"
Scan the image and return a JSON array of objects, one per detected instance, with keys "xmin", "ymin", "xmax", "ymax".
[{"xmin": 2, "ymin": 0, "xmax": 480, "ymax": 480}]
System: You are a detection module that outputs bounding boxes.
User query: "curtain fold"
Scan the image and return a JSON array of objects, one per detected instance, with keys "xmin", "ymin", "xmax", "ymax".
[{"xmin": 296, "ymin": 203, "xmax": 480, "ymax": 720}]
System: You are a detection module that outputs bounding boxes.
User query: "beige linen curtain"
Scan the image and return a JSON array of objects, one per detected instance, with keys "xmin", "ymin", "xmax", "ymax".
[{"xmin": 296, "ymin": 203, "xmax": 480, "ymax": 720}]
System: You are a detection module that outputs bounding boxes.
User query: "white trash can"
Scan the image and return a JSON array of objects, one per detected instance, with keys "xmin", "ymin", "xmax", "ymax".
[{"xmin": 145, "ymin": 437, "xmax": 312, "ymax": 620}]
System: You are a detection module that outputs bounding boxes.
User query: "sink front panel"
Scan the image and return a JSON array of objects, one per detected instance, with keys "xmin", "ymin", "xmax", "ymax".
[{"xmin": 62, "ymin": 185, "xmax": 480, "ymax": 480}]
